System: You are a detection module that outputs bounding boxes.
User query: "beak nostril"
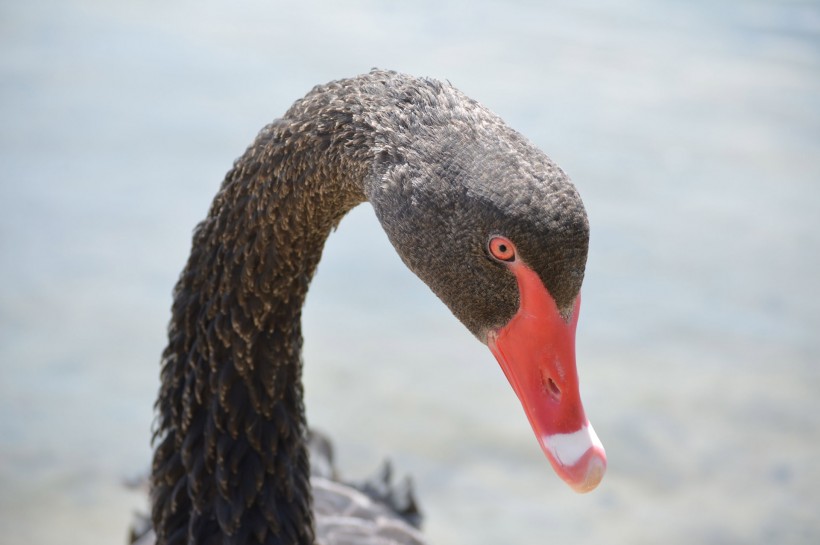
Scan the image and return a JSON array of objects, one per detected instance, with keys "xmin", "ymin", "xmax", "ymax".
[
  {"xmin": 548, "ymin": 378, "xmax": 561, "ymax": 400},
  {"xmin": 542, "ymin": 374, "xmax": 562, "ymax": 401}
]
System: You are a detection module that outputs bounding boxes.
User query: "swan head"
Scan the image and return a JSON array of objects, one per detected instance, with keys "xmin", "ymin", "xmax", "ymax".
[{"xmin": 364, "ymin": 76, "xmax": 605, "ymax": 493}]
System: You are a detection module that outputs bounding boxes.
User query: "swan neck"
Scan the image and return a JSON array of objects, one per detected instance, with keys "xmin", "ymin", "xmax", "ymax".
[{"xmin": 151, "ymin": 99, "xmax": 372, "ymax": 545}]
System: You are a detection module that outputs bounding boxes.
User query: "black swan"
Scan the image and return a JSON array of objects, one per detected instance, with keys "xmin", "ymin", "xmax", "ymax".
[{"xmin": 147, "ymin": 69, "xmax": 606, "ymax": 545}]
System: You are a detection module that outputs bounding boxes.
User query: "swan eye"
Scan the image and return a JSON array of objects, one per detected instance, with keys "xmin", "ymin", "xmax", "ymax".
[{"xmin": 488, "ymin": 236, "xmax": 516, "ymax": 263}]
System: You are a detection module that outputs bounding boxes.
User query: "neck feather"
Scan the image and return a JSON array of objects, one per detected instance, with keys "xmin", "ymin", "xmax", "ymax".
[{"xmin": 151, "ymin": 98, "xmax": 370, "ymax": 545}]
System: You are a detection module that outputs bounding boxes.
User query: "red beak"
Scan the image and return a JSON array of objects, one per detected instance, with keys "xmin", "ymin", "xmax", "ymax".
[{"xmin": 487, "ymin": 260, "xmax": 606, "ymax": 493}]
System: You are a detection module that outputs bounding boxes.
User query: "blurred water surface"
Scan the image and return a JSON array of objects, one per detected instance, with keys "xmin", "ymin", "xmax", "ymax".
[{"xmin": 1, "ymin": 1, "xmax": 819, "ymax": 544}]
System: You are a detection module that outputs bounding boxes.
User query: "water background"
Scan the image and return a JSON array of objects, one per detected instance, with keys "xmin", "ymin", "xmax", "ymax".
[{"xmin": 1, "ymin": 1, "xmax": 819, "ymax": 543}]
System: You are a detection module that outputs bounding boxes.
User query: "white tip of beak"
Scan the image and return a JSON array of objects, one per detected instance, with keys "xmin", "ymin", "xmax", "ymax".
[{"xmin": 541, "ymin": 422, "xmax": 606, "ymax": 493}]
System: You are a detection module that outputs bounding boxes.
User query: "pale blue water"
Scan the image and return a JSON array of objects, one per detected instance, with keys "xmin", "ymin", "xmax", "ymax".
[{"xmin": 1, "ymin": 1, "xmax": 819, "ymax": 544}]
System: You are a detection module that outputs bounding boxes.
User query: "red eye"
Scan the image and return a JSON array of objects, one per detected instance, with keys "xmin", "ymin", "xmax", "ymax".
[{"xmin": 488, "ymin": 236, "xmax": 516, "ymax": 263}]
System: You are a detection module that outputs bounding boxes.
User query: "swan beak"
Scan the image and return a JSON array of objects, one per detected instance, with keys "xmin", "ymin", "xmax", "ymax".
[{"xmin": 487, "ymin": 263, "xmax": 606, "ymax": 493}]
